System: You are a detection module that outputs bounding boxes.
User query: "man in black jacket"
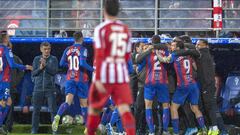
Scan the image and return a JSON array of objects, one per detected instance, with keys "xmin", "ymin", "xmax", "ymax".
[
  {"xmin": 31, "ymin": 42, "xmax": 58, "ymax": 134},
  {"xmin": 175, "ymin": 39, "xmax": 228, "ymax": 134}
]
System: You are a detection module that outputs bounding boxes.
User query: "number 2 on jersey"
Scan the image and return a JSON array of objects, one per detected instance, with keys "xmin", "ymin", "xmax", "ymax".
[
  {"xmin": 110, "ymin": 32, "xmax": 127, "ymax": 57},
  {"xmin": 68, "ymin": 55, "xmax": 79, "ymax": 71},
  {"xmin": 154, "ymin": 55, "xmax": 161, "ymax": 70}
]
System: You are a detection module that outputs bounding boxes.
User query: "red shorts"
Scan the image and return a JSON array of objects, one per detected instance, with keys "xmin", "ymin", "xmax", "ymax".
[{"xmin": 88, "ymin": 83, "xmax": 133, "ymax": 109}]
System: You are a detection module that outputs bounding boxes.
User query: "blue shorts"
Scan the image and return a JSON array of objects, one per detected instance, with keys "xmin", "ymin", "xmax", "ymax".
[
  {"xmin": 65, "ymin": 80, "xmax": 89, "ymax": 99},
  {"xmin": 0, "ymin": 82, "xmax": 10, "ymax": 100},
  {"xmin": 172, "ymin": 83, "xmax": 200, "ymax": 105},
  {"xmin": 144, "ymin": 83, "xmax": 169, "ymax": 103}
]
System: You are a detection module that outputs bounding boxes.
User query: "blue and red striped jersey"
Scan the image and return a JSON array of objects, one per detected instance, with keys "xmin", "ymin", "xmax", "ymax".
[
  {"xmin": 60, "ymin": 44, "xmax": 93, "ymax": 82},
  {"xmin": 0, "ymin": 44, "xmax": 26, "ymax": 82},
  {"xmin": 145, "ymin": 49, "xmax": 169, "ymax": 84},
  {"xmin": 171, "ymin": 53, "xmax": 196, "ymax": 87}
]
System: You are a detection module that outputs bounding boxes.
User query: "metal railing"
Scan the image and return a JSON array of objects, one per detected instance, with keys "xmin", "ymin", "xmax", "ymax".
[{"xmin": 0, "ymin": 0, "xmax": 240, "ymax": 37}]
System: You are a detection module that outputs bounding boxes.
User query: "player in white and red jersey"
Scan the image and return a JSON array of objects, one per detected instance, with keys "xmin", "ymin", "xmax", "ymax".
[{"xmin": 87, "ymin": 0, "xmax": 135, "ymax": 135}]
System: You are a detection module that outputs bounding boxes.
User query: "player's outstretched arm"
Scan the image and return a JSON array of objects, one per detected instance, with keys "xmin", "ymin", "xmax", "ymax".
[
  {"xmin": 59, "ymin": 48, "xmax": 68, "ymax": 67},
  {"xmin": 135, "ymin": 46, "xmax": 153, "ymax": 64},
  {"xmin": 175, "ymin": 49, "xmax": 200, "ymax": 58},
  {"xmin": 5, "ymin": 47, "xmax": 26, "ymax": 70},
  {"xmin": 156, "ymin": 53, "xmax": 173, "ymax": 63}
]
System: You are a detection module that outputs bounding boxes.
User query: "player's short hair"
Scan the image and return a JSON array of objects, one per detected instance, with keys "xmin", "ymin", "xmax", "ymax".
[
  {"xmin": 173, "ymin": 36, "xmax": 182, "ymax": 42},
  {"xmin": 0, "ymin": 33, "xmax": 3, "ymax": 43},
  {"xmin": 175, "ymin": 41, "xmax": 184, "ymax": 49},
  {"xmin": 73, "ymin": 31, "xmax": 83, "ymax": 42},
  {"xmin": 198, "ymin": 39, "xmax": 208, "ymax": 46},
  {"xmin": 152, "ymin": 35, "xmax": 161, "ymax": 44},
  {"xmin": 104, "ymin": 0, "xmax": 119, "ymax": 16},
  {"xmin": 40, "ymin": 41, "xmax": 51, "ymax": 48},
  {"xmin": 180, "ymin": 35, "xmax": 192, "ymax": 43}
]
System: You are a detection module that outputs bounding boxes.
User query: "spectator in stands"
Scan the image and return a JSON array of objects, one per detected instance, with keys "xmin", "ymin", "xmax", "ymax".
[
  {"xmin": 0, "ymin": 31, "xmax": 25, "ymax": 132},
  {"xmin": 31, "ymin": 42, "xmax": 58, "ymax": 134}
]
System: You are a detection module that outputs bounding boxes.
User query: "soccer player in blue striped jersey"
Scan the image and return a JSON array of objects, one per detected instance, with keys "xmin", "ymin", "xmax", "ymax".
[
  {"xmin": 157, "ymin": 41, "xmax": 207, "ymax": 135},
  {"xmin": 52, "ymin": 31, "xmax": 94, "ymax": 132},
  {"xmin": 0, "ymin": 33, "xmax": 32, "ymax": 134}
]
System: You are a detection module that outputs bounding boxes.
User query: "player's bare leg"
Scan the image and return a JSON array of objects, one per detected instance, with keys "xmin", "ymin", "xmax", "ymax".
[
  {"xmin": 86, "ymin": 106, "xmax": 102, "ymax": 135},
  {"xmin": 52, "ymin": 93, "xmax": 74, "ymax": 132},
  {"xmin": 162, "ymin": 103, "xmax": 170, "ymax": 135},
  {"xmin": 171, "ymin": 102, "xmax": 180, "ymax": 135},
  {"xmin": 145, "ymin": 99, "xmax": 154, "ymax": 134},
  {"xmin": 80, "ymin": 98, "xmax": 88, "ymax": 124},
  {"xmin": 117, "ymin": 104, "xmax": 135, "ymax": 135},
  {"xmin": 190, "ymin": 105, "xmax": 207, "ymax": 135}
]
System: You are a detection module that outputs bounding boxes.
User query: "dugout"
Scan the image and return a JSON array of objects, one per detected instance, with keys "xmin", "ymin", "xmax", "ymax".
[{"xmin": 9, "ymin": 37, "xmax": 240, "ymax": 125}]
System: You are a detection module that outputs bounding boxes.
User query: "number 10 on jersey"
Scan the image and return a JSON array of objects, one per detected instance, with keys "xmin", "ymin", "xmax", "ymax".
[{"xmin": 68, "ymin": 55, "xmax": 79, "ymax": 71}]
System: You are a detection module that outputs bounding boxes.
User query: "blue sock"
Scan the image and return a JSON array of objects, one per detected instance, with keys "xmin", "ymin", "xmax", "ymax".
[
  {"xmin": 101, "ymin": 108, "xmax": 113, "ymax": 125},
  {"xmin": 162, "ymin": 108, "xmax": 170, "ymax": 132},
  {"xmin": 145, "ymin": 109, "xmax": 154, "ymax": 133},
  {"xmin": 0, "ymin": 106, "xmax": 4, "ymax": 126},
  {"xmin": 172, "ymin": 119, "xmax": 179, "ymax": 134},
  {"xmin": 110, "ymin": 109, "xmax": 119, "ymax": 125},
  {"xmin": 197, "ymin": 116, "xmax": 205, "ymax": 129},
  {"xmin": 116, "ymin": 118, "xmax": 124, "ymax": 133},
  {"xmin": 81, "ymin": 107, "xmax": 88, "ymax": 124},
  {"xmin": 57, "ymin": 102, "xmax": 69, "ymax": 116},
  {"xmin": 2, "ymin": 105, "xmax": 10, "ymax": 123}
]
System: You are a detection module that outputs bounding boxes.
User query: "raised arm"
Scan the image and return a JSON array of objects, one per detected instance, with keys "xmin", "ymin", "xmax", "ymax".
[{"xmin": 135, "ymin": 46, "xmax": 153, "ymax": 64}]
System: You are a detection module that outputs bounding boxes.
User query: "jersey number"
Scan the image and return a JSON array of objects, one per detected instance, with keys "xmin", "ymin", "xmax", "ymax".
[
  {"xmin": 0, "ymin": 57, "xmax": 3, "ymax": 71},
  {"xmin": 110, "ymin": 32, "xmax": 127, "ymax": 57},
  {"xmin": 154, "ymin": 55, "xmax": 161, "ymax": 70},
  {"xmin": 68, "ymin": 56, "xmax": 79, "ymax": 71},
  {"xmin": 183, "ymin": 59, "xmax": 190, "ymax": 74}
]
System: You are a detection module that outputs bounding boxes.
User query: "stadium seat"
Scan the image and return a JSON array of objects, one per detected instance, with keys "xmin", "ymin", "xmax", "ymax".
[{"xmin": 220, "ymin": 74, "xmax": 240, "ymax": 114}]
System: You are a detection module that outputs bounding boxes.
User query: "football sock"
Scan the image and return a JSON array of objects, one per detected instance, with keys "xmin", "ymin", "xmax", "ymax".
[
  {"xmin": 0, "ymin": 106, "xmax": 3, "ymax": 126},
  {"xmin": 116, "ymin": 119, "xmax": 124, "ymax": 133},
  {"xmin": 145, "ymin": 109, "xmax": 154, "ymax": 133},
  {"xmin": 87, "ymin": 114, "xmax": 101, "ymax": 135},
  {"xmin": 120, "ymin": 111, "xmax": 135, "ymax": 135},
  {"xmin": 2, "ymin": 105, "xmax": 10, "ymax": 125},
  {"xmin": 81, "ymin": 107, "xmax": 88, "ymax": 125},
  {"xmin": 197, "ymin": 116, "xmax": 205, "ymax": 129},
  {"xmin": 101, "ymin": 108, "xmax": 112, "ymax": 125},
  {"xmin": 110, "ymin": 109, "xmax": 119, "ymax": 125},
  {"xmin": 162, "ymin": 108, "xmax": 170, "ymax": 131},
  {"xmin": 172, "ymin": 118, "xmax": 179, "ymax": 134},
  {"xmin": 57, "ymin": 102, "xmax": 69, "ymax": 116}
]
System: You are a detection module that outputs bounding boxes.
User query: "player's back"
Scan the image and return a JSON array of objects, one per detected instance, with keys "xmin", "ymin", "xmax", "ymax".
[
  {"xmin": 64, "ymin": 44, "xmax": 89, "ymax": 82},
  {"xmin": 173, "ymin": 55, "xmax": 196, "ymax": 86},
  {"xmin": 145, "ymin": 49, "xmax": 168, "ymax": 84},
  {"xmin": 0, "ymin": 45, "xmax": 11, "ymax": 82},
  {"xmin": 94, "ymin": 20, "xmax": 131, "ymax": 84}
]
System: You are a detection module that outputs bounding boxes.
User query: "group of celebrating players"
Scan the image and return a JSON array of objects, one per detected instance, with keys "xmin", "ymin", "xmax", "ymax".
[
  {"xmin": 50, "ymin": 0, "xmax": 228, "ymax": 135},
  {"xmin": 0, "ymin": 0, "xmax": 230, "ymax": 135}
]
